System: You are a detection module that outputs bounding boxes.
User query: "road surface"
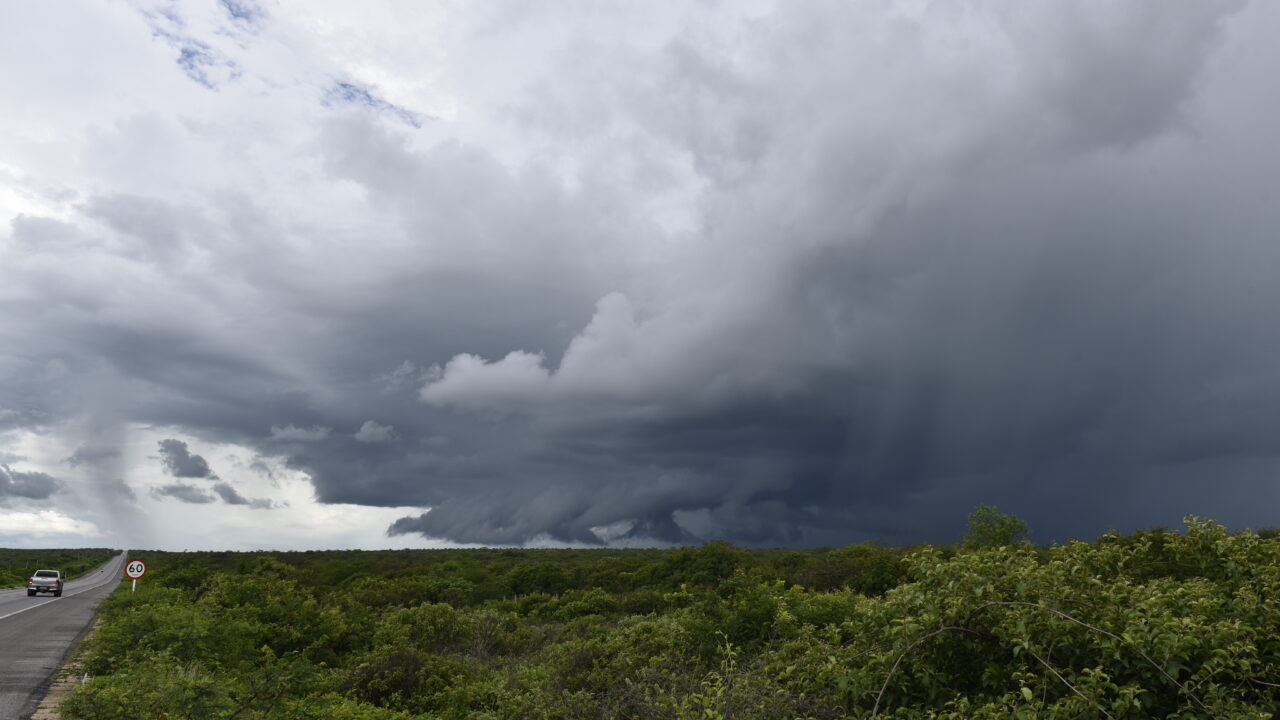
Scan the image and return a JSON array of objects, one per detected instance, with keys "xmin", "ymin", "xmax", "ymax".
[{"xmin": 0, "ymin": 552, "xmax": 125, "ymax": 720}]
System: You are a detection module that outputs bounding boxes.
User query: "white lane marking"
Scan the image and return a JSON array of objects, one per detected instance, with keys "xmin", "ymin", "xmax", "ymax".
[
  {"xmin": 0, "ymin": 554, "xmax": 128, "ymax": 622},
  {"xmin": 0, "ymin": 598, "xmax": 59, "ymax": 621}
]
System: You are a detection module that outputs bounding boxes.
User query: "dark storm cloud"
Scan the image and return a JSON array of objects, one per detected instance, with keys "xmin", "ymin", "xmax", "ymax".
[
  {"xmin": 152, "ymin": 483, "xmax": 216, "ymax": 504},
  {"xmin": 211, "ymin": 481, "xmax": 273, "ymax": 509},
  {"xmin": 158, "ymin": 439, "xmax": 216, "ymax": 479},
  {"xmin": 152, "ymin": 0, "xmax": 1280, "ymax": 546},
  {"xmin": 391, "ymin": 0, "xmax": 1280, "ymax": 545},
  {"xmin": 0, "ymin": 465, "xmax": 60, "ymax": 499},
  {"xmin": 4, "ymin": 1, "xmax": 1279, "ymax": 549},
  {"xmin": 212, "ymin": 481, "xmax": 246, "ymax": 504},
  {"xmin": 65, "ymin": 445, "xmax": 121, "ymax": 468}
]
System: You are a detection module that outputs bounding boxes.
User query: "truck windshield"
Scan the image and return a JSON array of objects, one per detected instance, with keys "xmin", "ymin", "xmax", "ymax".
[{"xmin": 34, "ymin": 571, "xmax": 58, "ymax": 577}]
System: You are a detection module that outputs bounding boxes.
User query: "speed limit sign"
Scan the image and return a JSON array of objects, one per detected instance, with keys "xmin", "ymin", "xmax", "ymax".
[{"xmin": 124, "ymin": 559, "xmax": 147, "ymax": 580}]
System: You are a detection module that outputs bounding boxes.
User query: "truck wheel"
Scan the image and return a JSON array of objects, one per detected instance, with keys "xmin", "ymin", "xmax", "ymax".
[
  {"xmin": 27, "ymin": 589, "xmax": 35, "ymax": 596},
  {"xmin": 54, "ymin": 589, "xmax": 63, "ymax": 597}
]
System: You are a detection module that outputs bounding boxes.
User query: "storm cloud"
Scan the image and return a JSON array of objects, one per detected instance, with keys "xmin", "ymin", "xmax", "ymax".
[
  {"xmin": 2, "ymin": 1, "xmax": 1279, "ymax": 548},
  {"xmin": 158, "ymin": 439, "xmax": 217, "ymax": 479},
  {"xmin": 0, "ymin": 466, "xmax": 60, "ymax": 500},
  {"xmin": 212, "ymin": 481, "xmax": 273, "ymax": 509},
  {"xmin": 152, "ymin": 483, "xmax": 216, "ymax": 505},
  {"xmin": 65, "ymin": 445, "xmax": 121, "ymax": 468}
]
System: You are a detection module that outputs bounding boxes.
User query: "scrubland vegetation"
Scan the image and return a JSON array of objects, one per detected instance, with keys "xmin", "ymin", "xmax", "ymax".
[
  {"xmin": 0, "ymin": 547, "xmax": 117, "ymax": 588},
  {"xmin": 58, "ymin": 512, "xmax": 1280, "ymax": 718}
]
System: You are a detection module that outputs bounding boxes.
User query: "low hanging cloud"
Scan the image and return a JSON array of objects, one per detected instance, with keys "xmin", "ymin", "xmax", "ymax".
[
  {"xmin": 152, "ymin": 482, "xmax": 216, "ymax": 504},
  {"xmin": 64, "ymin": 445, "xmax": 121, "ymax": 468},
  {"xmin": 212, "ymin": 481, "xmax": 274, "ymax": 509},
  {"xmin": 151, "ymin": 479, "xmax": 273, "ymax": 508},
  {"xmin": 0, "ymin": 465, "xmax": 61, "ymax": 500},
  {"xmin": 157, "ymin": 439, "xmax": 217, "ymax": 479}
]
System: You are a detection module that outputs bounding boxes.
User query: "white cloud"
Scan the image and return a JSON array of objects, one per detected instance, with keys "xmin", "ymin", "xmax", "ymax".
[
  {"xmin": 0, "ymin": 510, "xmax": 101, "ymax": 540},
  {"xmin": 418, "ymin": 293, "xmax": 664, "ymax": 414},
  {"xmin": 269, "ymin": 425, "xmax": 332, "ymax": 442},
  {"xmin": 420, "ymin": 351, "xmax": 552, "ymax": 412},
  {"xmin": 419, "ymin": 290, "xmax": 805, "ymax": 419},
  {"xmin": 354, "ymin": 420, "xmax": 395, "ymax": 443}
]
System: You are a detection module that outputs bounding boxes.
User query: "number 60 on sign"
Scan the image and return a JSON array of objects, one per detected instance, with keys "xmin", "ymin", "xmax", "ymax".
[
  {"xmin": 124, "ymin": 559, "xmax": 147, "ymax": 579},
  {"xmin": 124, "ymin": 558, "xmax": 147, "ymax": 592}
]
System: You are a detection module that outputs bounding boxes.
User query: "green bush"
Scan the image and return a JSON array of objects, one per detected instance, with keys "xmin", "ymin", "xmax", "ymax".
[
  {"xmin": 0, "ymin": 548, "xmax": 117, "ymax": 588},
  {"xmin": 62, "ymin": 518, "xmax": 1280, "ymax": 719},
  {"xmin": 961, "ymin": 504, "xmax": 1030, "ymax": 548}
]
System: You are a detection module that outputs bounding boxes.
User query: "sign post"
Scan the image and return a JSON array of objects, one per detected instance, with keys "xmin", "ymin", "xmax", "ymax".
[{"xmin": 124, "ymin": 559, "xmax": 147, "ymax": 592}]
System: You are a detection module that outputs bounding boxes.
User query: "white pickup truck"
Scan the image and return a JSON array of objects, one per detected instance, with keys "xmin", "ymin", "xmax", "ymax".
[{"xmin": 27, "ymin": 569, "xmax": 64, "ymax": 597}]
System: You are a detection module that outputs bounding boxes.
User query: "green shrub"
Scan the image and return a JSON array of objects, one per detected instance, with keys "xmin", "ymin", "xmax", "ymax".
[
  {"xmin": 63, "ymin": 518, "xmax": 1280, "ymax": 719},
  {"xmin": 961, "ymin": 504, "xmax": 1030, "ymax": 548}
]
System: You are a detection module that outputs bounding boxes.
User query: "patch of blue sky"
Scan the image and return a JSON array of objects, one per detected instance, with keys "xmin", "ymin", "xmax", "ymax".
[
  {"xmin": 219, "ymin": 0, "xmax": 263, "ymax": 25},
  {"xmin": 177, "ymin": 44, "xmax": 217, "ymax": 88},
  {"xmin": 153, "ymin": 4, "xmax": 185, "ymax": 30},
  {"xmin": 173, "ymin": 39, "xmax": 239, "ymax": 89},
  {"xmin": 325, "ymin": 81, "xmax": 429, "ymax": 129},
  {"xmin": 140, "ymin": 5, "xmax": 246, "ymax": 90}
]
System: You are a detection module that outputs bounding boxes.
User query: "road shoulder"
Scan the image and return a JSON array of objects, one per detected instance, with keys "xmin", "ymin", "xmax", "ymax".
[{"xmin": 29, "ymin": 615, "xmax": 101, "ymax": 720}]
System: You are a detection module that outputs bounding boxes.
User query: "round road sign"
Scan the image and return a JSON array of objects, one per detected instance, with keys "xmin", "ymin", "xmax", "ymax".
[{"xmin": 124, "ymin": 559, "xmax": 147, "ymax": 580}]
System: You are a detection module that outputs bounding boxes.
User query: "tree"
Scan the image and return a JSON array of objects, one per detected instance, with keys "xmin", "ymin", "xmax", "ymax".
[{"xmin": 962, "ymin": 504, "xmax": 1029, "ymax": 548}]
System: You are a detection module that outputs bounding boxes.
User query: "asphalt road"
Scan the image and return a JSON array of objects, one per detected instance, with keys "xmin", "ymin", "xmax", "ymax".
[{"xmin": 0, "ymin": 552, "xmax": 126, "ymax": 720}]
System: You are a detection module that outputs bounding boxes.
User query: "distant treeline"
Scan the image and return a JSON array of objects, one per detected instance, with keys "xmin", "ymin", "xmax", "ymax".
[
  {"xmin": 0, "ymin": 548, "xmax": 117, "ymax": 588},
  {"xmin": 122, "ymin": 540, "xmax": 914, "ymax": 605},
  {"xmin": 59, "ymin": 514, "xmax": 1280, "ymax": 718}
]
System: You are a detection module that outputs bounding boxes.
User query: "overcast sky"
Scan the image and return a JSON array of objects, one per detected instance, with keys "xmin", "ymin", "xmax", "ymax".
[{"xmin": 2, "ymin": 0, "xmax": 1279, "ymax": 550}]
